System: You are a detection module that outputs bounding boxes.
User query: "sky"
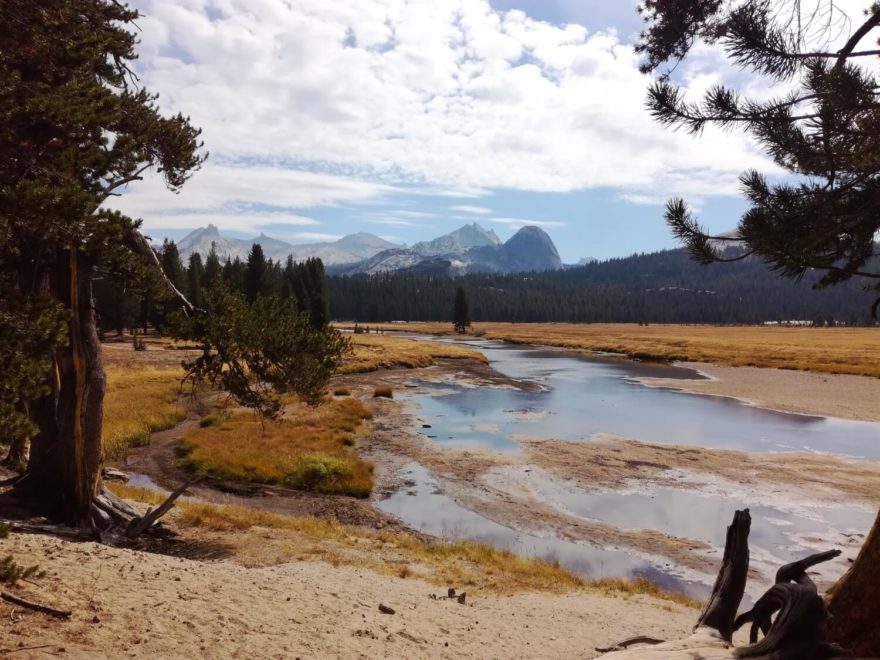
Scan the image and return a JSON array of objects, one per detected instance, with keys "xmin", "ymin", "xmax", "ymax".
[{"xmin": 107, "ymin": 0, "xmax": 826, "ymax": 262}]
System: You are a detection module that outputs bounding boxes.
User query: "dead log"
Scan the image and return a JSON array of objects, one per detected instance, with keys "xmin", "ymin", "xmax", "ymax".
[
  {"xmin": 595, "ymin": 509, "xmax": 855, "ymax": 660},
  {"xmin": 695, "ymin": 508, "xmax": 751, "ymax": 642}
]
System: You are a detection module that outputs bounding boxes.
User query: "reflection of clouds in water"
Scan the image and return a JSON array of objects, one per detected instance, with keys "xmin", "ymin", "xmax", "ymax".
[
  {"xmin": 470, "ymin": 423, "xmax": 500, "ymax": 433},
  {"xmin": 485, "ymin": 465, "xmax": 874, "ymax": 592},
  {"xmin": 379, "ymin": 463, "xmax": 711, "ymax": 598}
]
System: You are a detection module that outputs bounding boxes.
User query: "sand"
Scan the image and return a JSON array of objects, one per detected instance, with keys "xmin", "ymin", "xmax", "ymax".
[
  {"xmin": 1, "ymin": 533, "xmax": 694, "ymax": 659},
  {"xmin": 638, "ymin": 362, "xmax": 880, "ymax": 422}
]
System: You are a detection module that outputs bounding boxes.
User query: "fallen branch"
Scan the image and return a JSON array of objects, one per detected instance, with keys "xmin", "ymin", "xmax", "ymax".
[
  {"xmin": 596, "ymin": 636, "xmax": 665, "ymax": 653},
  {"xmin": 1, "ymin": 592, "xmax": 72, "ymax": 619},
  {"xmin": 0, "ymin": 520, "xmax": 91, "ymax": 541},
  {"xmin": 124, "ymin": 477, "xmax": 200, "ymax": 539}
]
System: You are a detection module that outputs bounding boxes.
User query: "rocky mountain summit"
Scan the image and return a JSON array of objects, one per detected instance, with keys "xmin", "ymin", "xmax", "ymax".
[{"xmin": 174, "ymin": 222, "xmax": 564, "ymax": 275}]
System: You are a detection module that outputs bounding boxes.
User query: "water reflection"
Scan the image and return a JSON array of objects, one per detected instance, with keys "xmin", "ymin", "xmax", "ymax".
[{"xmin": 378, "ymin": 463, "xmax": 709, "ymax": 598}]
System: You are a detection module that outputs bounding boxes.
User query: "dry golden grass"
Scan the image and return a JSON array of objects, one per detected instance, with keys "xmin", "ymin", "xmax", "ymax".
[
  {"xmin": 373, "ymin": 386, "xmax": 393, "ymax": 399},
  {"xmin": 179, "ymin": 397, "xmax": 375, "ymax": 497},
  {"xmin": 344, "ymin": 322, "xmax": 880, "ymax": 377},
  {"xmin": 102, "ymin": 366, "xmax": 186, "ymax": 459},
  {"xmin": 339, "ymin": 333, "xmax": 487, "ymax": 373},
  {"xmin": 107, "ymin": 483, "xmax": 697, "ymax": 604}
]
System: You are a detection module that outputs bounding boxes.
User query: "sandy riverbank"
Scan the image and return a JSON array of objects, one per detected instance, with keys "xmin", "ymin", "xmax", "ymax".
[
  {"xmin": 638, "ymin": 362, "xmax": 880, "ymax": 423},
  {"xmin": 1, "ymin": 533, "xmax": 695, "ymax": 659}
]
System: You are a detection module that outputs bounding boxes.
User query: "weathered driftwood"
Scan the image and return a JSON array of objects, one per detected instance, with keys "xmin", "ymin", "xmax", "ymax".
[{"xmin": 596, "ymin": 509, "xmax": 854, "ymax": 660}]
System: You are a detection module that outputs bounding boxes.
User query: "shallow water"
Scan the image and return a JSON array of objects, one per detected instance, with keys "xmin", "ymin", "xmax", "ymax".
[
  {"xmin": 377, "ymin": 462, "xmax": 711, "ymax": 598},
  {"xmin": 401, "ymin": 337, "xmax": 880, "ymax": 457}
]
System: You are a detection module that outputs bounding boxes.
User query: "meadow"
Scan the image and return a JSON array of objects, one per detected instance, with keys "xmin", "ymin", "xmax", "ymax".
[
  {"xmin": 342, "ymin": 332, "xmax": 487, "ymax": 373},
  {"xmin": 179, "ymin": 397, "xmax": 375, "ymax": 497},
  {"xmin": 339, "ymin": 322, "xmax": 880, "ymax": 377},
  {"xmin": 102, "ymin": 365, "xmax": 186, "ymax": 459}
]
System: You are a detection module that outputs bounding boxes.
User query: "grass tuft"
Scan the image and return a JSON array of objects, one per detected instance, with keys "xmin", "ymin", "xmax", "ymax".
[
  {"xmin": 584, "ymin": 576, "xmax": 701, "ymax": 609},
  {"xmin": 199, "ymin": 411, "xmax": 231, "ymax": 428},
  {"xmin": 340, "ymin": 334, "xmax": 487, "ymax": 373},
  {"xmin": 373, "ymin": 386, "xmax": 393, "ymax": 399}
]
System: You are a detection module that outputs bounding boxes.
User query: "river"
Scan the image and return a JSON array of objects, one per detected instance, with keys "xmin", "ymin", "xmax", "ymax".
[{"xmin": 377, "ymin": 335, "xmax": 879, "ymax": 597}]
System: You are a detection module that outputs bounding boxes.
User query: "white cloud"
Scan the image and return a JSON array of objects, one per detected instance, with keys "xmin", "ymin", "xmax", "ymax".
[
  {"xmin": 489, "ymin": 217, "xmax": 566, "ymax": 228},
  {"xmin": 106, "ymin": 162, "xmax": 395, "ymax": 233},
  {"xmin": 364, "ymin": 218, "xmax": 418, "ymax": 227},
  {"xmin": 451, "ymin": 205, "xmax": 493, "ymax": 215},
  {"xmin": 286, "ymin": 232, "xmax": 345, "ymax": 242},
  {"xmin": 123, "ymin": 0, "xmax": 791, "ymax": 235}
]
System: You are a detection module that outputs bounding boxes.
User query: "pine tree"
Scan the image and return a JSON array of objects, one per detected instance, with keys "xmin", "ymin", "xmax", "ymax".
[
  {"xmin": 203, "ymin": 243, "xmax": 222, "ymax": 286},
  {"xmin": 638, "ymin": 1, "xmax": 880, "ymax": 315},
  {"xmin": 452, "ymin": 286, "xmax": 471, "ymax": 333},
  {"xmin": 0, "ymin": 0, "xmax": 205, "ymax": 526},
  {"xmin": 244, "ymin": 243, "xmax": 268, "ymax": 301},
  {"xmin": 638, "ymin": 2, "xmax": 880, "ymax": 653}
]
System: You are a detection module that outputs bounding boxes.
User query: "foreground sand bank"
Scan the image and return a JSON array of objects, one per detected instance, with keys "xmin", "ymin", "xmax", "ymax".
[{"xmin": 1, "ymin": 533, "xmax": 694, "ymax": 659}]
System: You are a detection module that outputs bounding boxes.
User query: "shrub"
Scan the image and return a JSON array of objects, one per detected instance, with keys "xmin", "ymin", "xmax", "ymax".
[
  {"xmin": 199, "ymin": 411, "xmax": 231, "ymax": 428},
  {"xmin": 0, "ymin": 555, "xmax": 45, "ymax": 585},
  {"xmin": 373, "ymin": 386, "xmax": 393, "ymax": 398}
]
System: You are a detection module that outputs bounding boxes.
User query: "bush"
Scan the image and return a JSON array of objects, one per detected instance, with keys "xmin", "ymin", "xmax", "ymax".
[
  {"xmin": 199, "ymin": 411, "xmax": 231, "ymax": 428},
  {"xmin": 373, "ymin": 386, "xmax": 393, "ymax": 399},
  {"xmin": 132, "ymin": 330, "xmax": 146, "ymax": 351}
]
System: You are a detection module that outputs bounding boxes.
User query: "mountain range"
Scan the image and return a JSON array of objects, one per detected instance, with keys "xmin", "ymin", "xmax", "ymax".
[{"xmin": 175, "ymin": 222, "xmax": 564, "ymax": 275}]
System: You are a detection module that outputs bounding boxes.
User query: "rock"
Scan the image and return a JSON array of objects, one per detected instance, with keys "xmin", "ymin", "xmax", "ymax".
[
  {"xmin": 378, "ymin": 604, "xmax": 395, "ymax": 615},
  {"xmin": 447, "ymin": 587, "xmax": 456, "ymax": 598},
  {"xmin": 102, "ymin": 467, "xmax": 129, "ymax": 482},
  {"xmin": 457, "ymin": 592, "xmax": 467, "ymax": 605}
]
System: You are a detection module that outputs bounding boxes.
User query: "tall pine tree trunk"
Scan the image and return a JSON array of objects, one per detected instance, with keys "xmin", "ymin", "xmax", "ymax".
[
  {"xmin": 18, "ymin": 249, "xmax": 106, "ymax": 526},
  {"xmin": 2, "ymin": 401, "xmax": 30, "ymax": 471},
  {"xmin": 825, "ymin": 508, "xmax": 880, "ymax": 657}
]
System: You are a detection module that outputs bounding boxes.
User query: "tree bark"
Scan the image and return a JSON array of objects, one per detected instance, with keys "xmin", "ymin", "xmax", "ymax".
[
  {"xmin": 17, "ymin": 249, "xmax": 106, "ymax": 526},
  {"xmin": 2, "ymin": 435, "xmax": 28, "ymax": 472},
  {"xmin": 2, "ymin": 401, "xmax": 29, "ymax": 471},
  {"xmin": 825, "ymin": 508, "xmax": 880, "ymax": 657}
]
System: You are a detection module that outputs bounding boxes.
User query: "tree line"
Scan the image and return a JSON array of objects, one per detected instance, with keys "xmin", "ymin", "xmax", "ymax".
[
  {"xmin": 93, "ymin": 241, "xmax": 330, "ymax": 335},
  {"xmin": 326, "ymin": 248, "xmax": 878, "ymax": 325}
]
